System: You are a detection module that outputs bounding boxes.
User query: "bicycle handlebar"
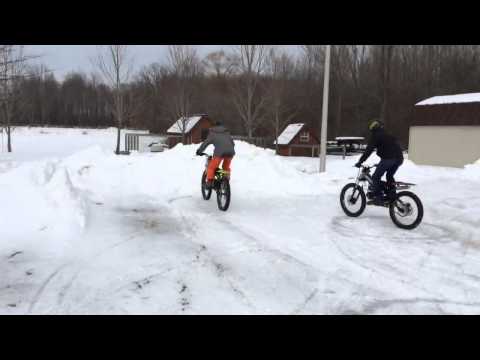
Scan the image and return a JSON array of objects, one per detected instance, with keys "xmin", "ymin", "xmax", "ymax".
[{"xmin": 354, "ymin": 163, "xmax": 378, "ymax": 169}]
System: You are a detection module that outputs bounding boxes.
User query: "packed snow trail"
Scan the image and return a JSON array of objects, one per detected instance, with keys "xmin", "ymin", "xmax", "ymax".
[{"xmin": 1, "ymin": 127, "xmax": 480, "ymax": 314}]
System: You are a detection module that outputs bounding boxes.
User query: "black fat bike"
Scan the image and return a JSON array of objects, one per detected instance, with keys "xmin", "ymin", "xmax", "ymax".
[{"xmin": 340, "ymin": 164, "xmax": 423, "ymax": 230}]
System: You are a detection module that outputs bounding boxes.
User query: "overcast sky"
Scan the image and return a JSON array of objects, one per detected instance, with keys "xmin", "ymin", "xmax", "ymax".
[{"xmin": 25, "ymin": 45, "xmax": 300, "ymax": 80}]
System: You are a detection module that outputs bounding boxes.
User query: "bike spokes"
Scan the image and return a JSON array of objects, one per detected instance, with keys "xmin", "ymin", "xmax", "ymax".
[
  {"xmin": 340, "ymin": 183, "xmax": 366, "ymax": 217},
  {"xmin": 389, "ymin": 192, "xmax": 423, "ymax": 229},
  {"xmin": 216, "ymin": 179, "xmax": 231, "ymax": 211},
  {"xmin": 346, "ymin": 188, "xmax": 362, "ymax": 211}
]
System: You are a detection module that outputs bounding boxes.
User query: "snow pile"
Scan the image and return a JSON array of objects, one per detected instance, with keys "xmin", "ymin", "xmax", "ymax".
[
  {"xmin": 464, "ymin": 158, "xmax": 480, "ymax": 180},
  {"xmin": 53, "ymin": 140, "xmax": 341, "ymax": 202},
  {"xmin": 0, "ymin": 138, "xmax": 342, "ymax": 255},
  {"xmin": 0, "ymin": 158, "xmax": 87, "ymax": 254}
]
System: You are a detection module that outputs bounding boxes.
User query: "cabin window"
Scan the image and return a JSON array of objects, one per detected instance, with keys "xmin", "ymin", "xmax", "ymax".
[{"xmin": 299, "ymin": 131, "xmax": 310, "ymax": 142}]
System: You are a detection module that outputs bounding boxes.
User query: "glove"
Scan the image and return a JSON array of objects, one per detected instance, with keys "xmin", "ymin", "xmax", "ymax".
[
  {"xmin": 196, "ymin": 149, "xmax": 202, "ymax": 156},
  {"xmin": 354, "ymin": 162, "xmax": 362, "ymax": 168}
]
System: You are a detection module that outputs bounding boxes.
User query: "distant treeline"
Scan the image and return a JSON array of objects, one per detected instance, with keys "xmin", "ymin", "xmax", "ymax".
[{"xmin": 7, "ymin": 45, "xmax": 480, "ymax": 146}]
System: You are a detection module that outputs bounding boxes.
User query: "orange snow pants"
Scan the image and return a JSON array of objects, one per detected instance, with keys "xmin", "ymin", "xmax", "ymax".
[{"xmin": 207, "ymin": 156, "xmax": 233, "ymax": 181}]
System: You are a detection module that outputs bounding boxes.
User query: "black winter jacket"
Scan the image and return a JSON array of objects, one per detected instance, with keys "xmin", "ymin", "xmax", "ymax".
[{"xmin": 358, "ymin": 128, "xmax": 403, "ymax": 164}]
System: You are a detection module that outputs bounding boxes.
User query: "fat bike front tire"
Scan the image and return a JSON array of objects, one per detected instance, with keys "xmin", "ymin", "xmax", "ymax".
[
  {"xmin": 340, "ymin": 183, "xmax": 366, "ymax": 217},
  {"xmin": 201, "ymin": 171, "xmax": 212, "ymax": 200}
]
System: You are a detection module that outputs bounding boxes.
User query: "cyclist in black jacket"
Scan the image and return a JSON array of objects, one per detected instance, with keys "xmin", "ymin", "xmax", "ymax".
[{"xmin": 355, "ymin": 120, "xmax": 404, "ymax": 205}]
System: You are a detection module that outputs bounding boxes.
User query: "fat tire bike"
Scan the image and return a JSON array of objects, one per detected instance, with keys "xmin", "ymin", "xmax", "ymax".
[
  {"xmin": 200, "ymin": 153, "xmax": 231, "ymax": 211},
  {"xmin": 340, "ymin": 164, "xmax": 423, "ymax": 230}
]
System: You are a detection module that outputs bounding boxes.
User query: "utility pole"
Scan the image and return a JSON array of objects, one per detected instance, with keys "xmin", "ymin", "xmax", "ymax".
[{"xmin": 319, "ymin": 45, "xmax": 331, "ymax": 173}]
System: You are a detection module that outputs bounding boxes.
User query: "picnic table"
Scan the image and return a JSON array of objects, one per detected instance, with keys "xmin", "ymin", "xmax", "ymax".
[
  {"xmin": 336, "ymin": 137, "xmax": 365, "ymax": 151},
  {"xmin": 327, "ymin": 137, "xmax": 365, "ymax": 159}
]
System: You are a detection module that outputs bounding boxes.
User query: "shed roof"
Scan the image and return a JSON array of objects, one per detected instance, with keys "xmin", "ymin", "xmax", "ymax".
[
  {"xmin": 274, "ymin": 123, "xmax": 305, "ymax": 145},
  {"xmin": 416, "ymin": 93, "xmax": 480, "ymax": 106},
  {"xmin": 167, "ymin": 115, "xmax": 207, "ymax": 134}
]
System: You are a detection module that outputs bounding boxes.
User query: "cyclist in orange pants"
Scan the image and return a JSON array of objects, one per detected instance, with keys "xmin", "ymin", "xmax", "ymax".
[
  {"xmin": 206, "ymin": 156, "xmax": 232, "ymax": 182},
  {"xmin": 196, "ymin": 121, "xmax": 236, "ymax": 189}
]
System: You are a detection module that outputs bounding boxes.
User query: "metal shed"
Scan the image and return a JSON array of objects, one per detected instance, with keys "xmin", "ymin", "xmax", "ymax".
[{"xmin": 409, "ymin": 93, "xmax": 480, "ymax": 167}]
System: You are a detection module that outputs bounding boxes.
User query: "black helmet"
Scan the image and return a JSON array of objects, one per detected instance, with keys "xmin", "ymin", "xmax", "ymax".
[{"xmin": 368, "ymin": 119, "xmax": 384, "ymax": 131}]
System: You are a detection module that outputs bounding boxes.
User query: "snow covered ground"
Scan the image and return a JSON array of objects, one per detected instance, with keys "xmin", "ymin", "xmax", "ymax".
[{"xmin": 1, "ymin": 127, "xmax": 480, "ymax": 315}]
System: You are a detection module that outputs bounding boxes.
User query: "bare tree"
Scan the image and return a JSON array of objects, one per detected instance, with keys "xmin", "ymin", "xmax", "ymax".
[
  {"xmin": 230, "ymin": 45, "xmax": 269, "ymax": 138},
  {"xmin": 0, "ymin": 45, "xmax": 33, "ymax": 152},
  {"xmin": 203, "ymin": 50, "xmax": 235, "ymax": 78},
  {"xmin": 330, "ymin": 45, "xmax": 350, "ymax": 136},
  {"xmin": 94, "ymin": 45, "xmax": 133, "ymax": 154},
  {"xmin": 299, "ymin": 45, "xmax": 325, "ymax": 83},
  {"xmin": 377, "ymin": 45, "xmax": 396, "ymax": 125},
  {"xmin": 266, "ymin": 48, "xmax": 299, "ymax": 152},
  {"xmin": 165, "ymin": 45, "xmax": 202, "ymax": 144}
]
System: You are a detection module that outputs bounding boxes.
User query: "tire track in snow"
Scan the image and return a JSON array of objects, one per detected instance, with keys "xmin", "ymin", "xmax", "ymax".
[
  {"xmin": 290, "ymin": 288, "xmax": 319, "ymax": 315},
  {"xmin": 213, "ymin": 217, "xmax": 321, "ymax": 313},
  {"xmin": 215, "ymin": 217, "xmax": 320, "ymax": 275},
  {"xmin": 179, "ymin": 225, "xmax": 257, "ymax": 312},
  {"xmin": 167, "ymin": 199, "xmax": 290, "ymax": 311},
  {"xmin": 57, "ymin": 234, "xmax": 142, "ymax": 308},
  {"xmin": 329, "ymin": 216, "xmax": 450, "ymax": 286},
  {"xmin": 28, "ymin": 264, "xmax": 69, "ymax": 314},
  {"xmin": 328, "ymin": 216, "xmax": 443, "ymax": 300},
  {"xmin": 56, "ymin": 200, "xmax": 189, "ymax": 310},
  {"xmin": 331, "ymin": 216, "xmax": 456, "ymax": 243},
  {"xmin": 361, "ymin": 297, "xmax": 480, "ymax": 315},
  {"xmin": 169, "ymin": 195, "xmax": 326, "ymax": 313},
  {"xmin": 168, "ymin": 195, "xmax": 194, "ymax": 204},
  {"xmin": 329, "ymin": 215, "xmax": 480, "ymax": 307}
]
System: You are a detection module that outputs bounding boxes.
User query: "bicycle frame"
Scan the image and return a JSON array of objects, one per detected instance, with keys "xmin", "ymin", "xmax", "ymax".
[
  {"xmin": 203, "ymin": 154, "xmax": 229, "ymax": 182},
  {"xmin": 354, "ymin": 166, "xmax": 375, "ymax": 196},
  {"xmin": 355, "ymin": 165, "xmax": 415, "ymax": 191}
]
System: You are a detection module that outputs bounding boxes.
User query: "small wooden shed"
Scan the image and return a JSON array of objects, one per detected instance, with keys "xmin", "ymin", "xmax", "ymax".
[
  {"xmin": 167, "ymin": 114, "xmax": 213, "ymax": 148},
  {"xmin": 409, "ymin": 93, "xmax": 480, "ymax": 167},
  {"xmin": 274, "ymin": 123, "xmax": 320, "ymax": 157}
]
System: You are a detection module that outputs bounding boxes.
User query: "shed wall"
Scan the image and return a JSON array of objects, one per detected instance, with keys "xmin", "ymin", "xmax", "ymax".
[{"xmin": 409, "ymin": 126, "xmax": 480, "ymax": 167}]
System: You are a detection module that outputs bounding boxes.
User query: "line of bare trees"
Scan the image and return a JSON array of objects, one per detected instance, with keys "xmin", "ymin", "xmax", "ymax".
[
  {"xmin": 0, "ymin": 45, "xmax": 39, "ymax": 152},
  {"xmin": 5, "ymin": 45, "xmax": 480, "ymax": 154}
]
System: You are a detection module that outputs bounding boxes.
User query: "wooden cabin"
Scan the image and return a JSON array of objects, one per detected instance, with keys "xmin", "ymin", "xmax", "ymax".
[
  {"xmin": 166, "ymin": 114, "xmax": 213, "ymax": 148},
  {"xmin": 274, "ymin": 123, "xmax": 320, "ymax": 157}
]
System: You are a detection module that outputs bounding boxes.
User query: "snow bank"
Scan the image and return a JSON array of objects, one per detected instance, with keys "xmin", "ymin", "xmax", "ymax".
[
  {"xmin": 2, "ymin": 132, "xmax": 480, "ymax": 256},
  {"xmin": 54, "ymin": 140, "xmax": 341, "ymax": 202},
  {"xmin": 0, "ymin": 158, "xmax": 87, "ymax": 254},
  {"xmin": 464, "ymin": 159, "xmax": 480, "ymax": 180}
]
